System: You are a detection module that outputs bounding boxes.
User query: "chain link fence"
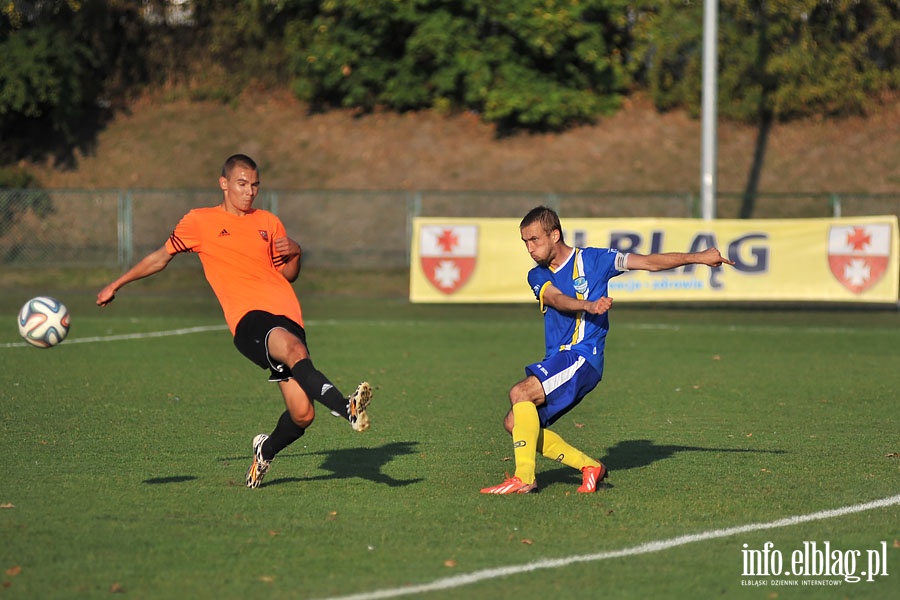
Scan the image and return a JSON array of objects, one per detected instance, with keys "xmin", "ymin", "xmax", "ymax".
[{"xmin": 1, "ymin": 188, "xmax": 898, "ymax": 270}]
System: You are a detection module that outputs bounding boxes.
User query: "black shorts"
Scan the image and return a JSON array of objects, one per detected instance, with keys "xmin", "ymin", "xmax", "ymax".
[{"xmin": 233, "ymin": 310, "xmax": 308, "ymax": 382}]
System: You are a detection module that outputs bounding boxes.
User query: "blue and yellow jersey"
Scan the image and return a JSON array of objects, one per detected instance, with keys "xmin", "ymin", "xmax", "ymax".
[{"xmin": 527, "ymin": 247, "xmax": 625, "ymax": 375}]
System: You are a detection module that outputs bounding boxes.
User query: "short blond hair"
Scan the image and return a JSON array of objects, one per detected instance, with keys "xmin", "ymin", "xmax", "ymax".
[{"xmin": 520, "ymin": 206, "xmax": 564, "ymax": 242}]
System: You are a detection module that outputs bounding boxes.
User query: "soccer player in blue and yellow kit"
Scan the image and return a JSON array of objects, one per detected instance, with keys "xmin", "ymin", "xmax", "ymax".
[{"xmin": 481, "ymin": 206, "xmax": 734, "ymax": 494}]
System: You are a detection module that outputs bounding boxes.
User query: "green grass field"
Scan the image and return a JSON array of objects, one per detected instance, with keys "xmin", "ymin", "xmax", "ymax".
[{"xmin": 2, "ymin": 289, "xmax": 898, "ymax": 599}]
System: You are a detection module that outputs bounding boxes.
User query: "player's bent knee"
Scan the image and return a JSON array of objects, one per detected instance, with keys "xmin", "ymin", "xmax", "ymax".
[
  {"xmin": 267, "ymin": 327, "xmax": 309, "ymax": 365},
  {"xmin": 290, "ymin": 405, "xmax": 315, "ymax": 428},
  {"xmin": 508, "ymin": 386, "xmax": 524, "ymax": 405},
  {"xmin": 509, "ymin": 386, "xmax": 534, "ymax": 406},
  {"xmin": 509, "ymin": 375, "xmax": 543, "ymax": 405},
  {"xmin": 503, "ymin": 412, "xmax": 514, "ymax": 434}
]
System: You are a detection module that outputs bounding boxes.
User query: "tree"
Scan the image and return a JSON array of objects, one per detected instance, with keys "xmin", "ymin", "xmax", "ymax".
[
  {"xmin": 0, "ymin": 14, "xmax": 95, "ymax": 148},
  {"xmin": 285, "ymin": 0, "xmax": 631, "ymax": 130},
  {"xmin": 630, "ymin": 0, "xmax": 899, "ymax": 216},
  {"xmin": 0, "ymin": 1, "xmax": 152, "ymax": 162}
]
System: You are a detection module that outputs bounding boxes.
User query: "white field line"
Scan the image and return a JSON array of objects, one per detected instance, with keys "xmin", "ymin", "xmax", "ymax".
[
  {"xmin": 1, "ymin": 318, "xmax": 894, "ymax": 349},
  {"xmin": 0, "ymin": 324, "xmax": 228, "ymax": 348},
  {"xmin": 312, "ymin": 494, "xmax": 900, "ymax": 600}
]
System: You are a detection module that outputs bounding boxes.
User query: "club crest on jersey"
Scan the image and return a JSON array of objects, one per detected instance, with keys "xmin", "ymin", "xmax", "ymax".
[
  {"xmin": 827, "ymin": 224, "xmax": 891, "ymax": 294},
  {"xmin": 419, "ymin": 225, "xmax": 478, "ymax": 295},
  {"xmin": 258, "ymin": 230, "xmax": 269, "ymax": 241},
  {"xmin": 573, "ymin": 276, "xmax": 589, "ymax": 295}
]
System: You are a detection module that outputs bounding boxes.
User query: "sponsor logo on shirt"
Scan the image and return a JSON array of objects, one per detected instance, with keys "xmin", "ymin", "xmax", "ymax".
[{"xmin": 573, "ymin": 276, "xmax": 589, "ymax": 296}]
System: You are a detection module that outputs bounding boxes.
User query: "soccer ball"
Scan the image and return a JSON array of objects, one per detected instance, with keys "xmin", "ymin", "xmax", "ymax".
[{"xmin": 18, "ymin": 296, "xmax": 71, "ymax": 348}]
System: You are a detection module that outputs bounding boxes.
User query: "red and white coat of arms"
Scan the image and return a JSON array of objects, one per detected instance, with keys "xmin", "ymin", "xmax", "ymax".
[
  {"xmin": 420, "ymin": 225, "xmax": 478, "ymax": 295},
  {"xmin": 827, "ymin": 224, "xmax": 891, "ymax": 294}
]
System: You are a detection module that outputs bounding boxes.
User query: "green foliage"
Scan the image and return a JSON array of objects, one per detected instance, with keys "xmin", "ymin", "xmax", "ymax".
[
  {"xmin": 0, "ymin": 165, "xmax": 35, "ymax": 188},
  {"xmin": 0, "ymin": 22, "xmax": 94, "ymax": 137},
  {"xmin": 1, "ymin": 0, "xmax": 897, "ymax": 154},
  {"xmin": 0, "ymin": 0, "xmax": 150, "ymax": 158},
  {"xmin": 287, "ymin": 0, "xmax": 630, "ymax": 129},
  {"xmin": 189, "ymin": 0, "xmax": 297, "ymax": 91},
  {"xmin": 0, "ymin": 168, "xmax": 53, "ymax": 237},
  {"xmin": 631, "ymin": 0, "xmax": 900, "ymax": 122},
  {"xmin": 756, "ymin": 0, "xmax": 900, "ymax": 118}
]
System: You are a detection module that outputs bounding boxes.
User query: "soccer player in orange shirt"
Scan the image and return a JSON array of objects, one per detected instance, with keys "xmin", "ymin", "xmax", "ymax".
[{"xmin": 97, "ymin": 154, "xmax": 372, "ymax": 489}]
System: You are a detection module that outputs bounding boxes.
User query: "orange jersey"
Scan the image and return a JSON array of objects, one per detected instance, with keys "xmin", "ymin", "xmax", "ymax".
[{"xmin": 165, "ymin": 206, "xmax": 303, "ymax": 334}]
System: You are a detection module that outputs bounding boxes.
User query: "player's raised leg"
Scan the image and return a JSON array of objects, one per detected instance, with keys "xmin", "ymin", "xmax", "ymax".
[{"xmin": 348, "ymin": 381, "xmax": 372, "ymax": 432}]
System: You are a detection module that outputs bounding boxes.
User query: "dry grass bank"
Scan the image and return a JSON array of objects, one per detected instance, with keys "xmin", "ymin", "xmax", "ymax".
[{"xmin": 24, "ymin": 91, "xmax": 900, "ymax": 195}]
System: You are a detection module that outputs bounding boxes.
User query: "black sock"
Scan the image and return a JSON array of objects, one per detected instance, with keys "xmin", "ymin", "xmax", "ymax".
[
  {"xmin": 263, "ymin": 410, "xmax": 305, "ymax": 460},
  {"xmin": 291, "ymin": 358, "xmax": 349, "ymax": 418}
]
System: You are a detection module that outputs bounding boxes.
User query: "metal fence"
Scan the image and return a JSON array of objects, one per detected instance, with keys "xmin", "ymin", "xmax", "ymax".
[{"xmin": 1, "ymin": 188, "xmax": 898, "ymax": 270}]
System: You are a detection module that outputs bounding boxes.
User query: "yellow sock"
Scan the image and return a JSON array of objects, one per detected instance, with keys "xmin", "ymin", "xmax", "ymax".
[
  {"xmin": 511, "ymin": 402, "xmax": 540, "ymax": 484},
  {"xmin": 537, "ymin": 428, "xmax": 601, "ymax": 471}
]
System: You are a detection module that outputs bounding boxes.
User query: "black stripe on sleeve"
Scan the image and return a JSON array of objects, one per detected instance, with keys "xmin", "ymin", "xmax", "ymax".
[{"xmin": 169, "ymin": 233, "xmax": 192, "ymax": 253}]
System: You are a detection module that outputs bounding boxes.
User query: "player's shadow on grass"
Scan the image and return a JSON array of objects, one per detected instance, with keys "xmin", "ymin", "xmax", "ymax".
[
  {"xmin": 143, "ymin": 476, "xmax": 197, "ymax": 485},
  {"xmin": 264, "ymin": 441, "xmax": 423, "ymax": 488},
  {"xmin": 602, "ymin": 439, "xmax": 786, "ymax": 471},
  {"xmin": 540, "ymin": 438, "xmax": 786, "ymax": 488}
]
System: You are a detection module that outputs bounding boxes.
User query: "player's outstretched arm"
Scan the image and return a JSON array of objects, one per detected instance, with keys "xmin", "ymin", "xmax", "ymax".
[
  {"xmin": 625, "ymin": 247, "xmax": 735, "ymax": 272},
  {"xmin": 542, "ymin": 285, "xmax": 613, "ymax": 315},
  {"xmin": 97, "ymin": 246, "xmax": 173, "ymax": 306}
]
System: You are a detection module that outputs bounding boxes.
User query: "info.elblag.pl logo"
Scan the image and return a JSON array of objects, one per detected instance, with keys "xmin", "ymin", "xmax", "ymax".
[{"xmin": 741, "ymin": 541, "xmax": 891, "ymax": 587}]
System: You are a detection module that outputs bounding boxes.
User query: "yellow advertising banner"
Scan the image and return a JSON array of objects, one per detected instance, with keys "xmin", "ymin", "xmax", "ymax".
[{"xmin": 410, "ymin": 216, "xmax": 900, "ymax": 304}]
